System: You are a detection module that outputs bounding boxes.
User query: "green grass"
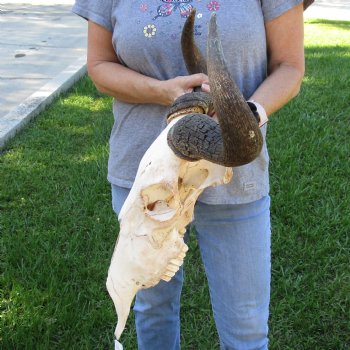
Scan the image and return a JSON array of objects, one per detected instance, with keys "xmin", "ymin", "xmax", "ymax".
[
  {"xmin": 1, "ymin": 19, "xmax": 349, "ymax": 349},
  {"xmin": 267, "ymin": 19, "xmax": 350, "ymax": 350}
]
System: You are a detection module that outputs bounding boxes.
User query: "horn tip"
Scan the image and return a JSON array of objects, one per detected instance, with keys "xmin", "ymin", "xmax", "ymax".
[{"xmin": 209, "ymin": 12, "xmax": 218, "ymax": 32}]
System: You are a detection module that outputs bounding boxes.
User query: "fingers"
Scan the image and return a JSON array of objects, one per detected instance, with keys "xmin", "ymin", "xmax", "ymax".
[
  {"xmin": 201, "ymin": 82, "xmax": 210, "ymax": 93},
  {"xmin": 188, "ymin": 73, "xmax": 208, "ymax": 88},
  {"xmin": 165, "ymin": 74, "xmax": 209, "ymax": 104}
]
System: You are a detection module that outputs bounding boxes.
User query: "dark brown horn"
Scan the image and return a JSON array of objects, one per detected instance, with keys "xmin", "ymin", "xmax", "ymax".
[
  {"xmin": 303, "ymin": 0, "xmax": 315, "ymax": 10},
  {"xmin": 206, "ymin": 13, "xmax": 263, "ymax": 165},
  {"xmin": 181, "ymin": 9, "xmax": 207, "ymax": 75},
  {"xmin": 167, "ymin": 12, "xmax": 263, "ymax": 167}
]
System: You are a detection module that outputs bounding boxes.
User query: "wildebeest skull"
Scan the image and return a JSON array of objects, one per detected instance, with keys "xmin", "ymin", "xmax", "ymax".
[{"xmin": 106, "ymin": 11, "xmax": 263, "ymax": 341}]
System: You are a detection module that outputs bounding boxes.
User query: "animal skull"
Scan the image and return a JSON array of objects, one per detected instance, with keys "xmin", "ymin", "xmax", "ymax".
[
  {"xmin": 106, "ymin": 11, "xmax": 263, "ymax": 341},
  {"xmin": 106, "ymin": 116, "xmax": 233, "ymax": 339}
]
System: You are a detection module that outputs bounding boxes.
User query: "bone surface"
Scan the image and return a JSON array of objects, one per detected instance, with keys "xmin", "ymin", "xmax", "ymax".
[{"xmin": 106, "ymin": 115, "xmax": 232, "ymax": 340}]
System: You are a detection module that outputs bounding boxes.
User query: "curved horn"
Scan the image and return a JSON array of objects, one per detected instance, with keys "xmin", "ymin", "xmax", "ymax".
[
  {"xmin": 168, "ymin": 13, "xmax": 263, "ymax": 167},
  {"xmin": 206, "ymin": 13, "xmax": 263, "ymax": 165},
  {"xmin": 181, "ymin": 9, "xmax": 207, "ymax": 75}
]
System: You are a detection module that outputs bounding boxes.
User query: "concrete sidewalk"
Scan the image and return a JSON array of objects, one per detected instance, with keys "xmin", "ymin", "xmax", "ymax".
[
  {"xmin": 0, "ymin": 0, "xmax": 87, "ymax": 148},
  {"xmin": 0, "ymin": 1, "xmax": 349, "ymax": 149},
  {"xmin": 304, "ymin": 0, "xmax": 350, "ymax": 21}
]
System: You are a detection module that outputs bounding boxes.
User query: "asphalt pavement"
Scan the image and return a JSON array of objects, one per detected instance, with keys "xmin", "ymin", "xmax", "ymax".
[{"xmin": 0, "ymin": 0, "xmax": 349, "ymax": 149}]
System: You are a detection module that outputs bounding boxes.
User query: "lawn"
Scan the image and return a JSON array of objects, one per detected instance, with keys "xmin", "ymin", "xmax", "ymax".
[{"xmin": 1, "ymin": 20, "xmax": 349, "ymax": 349}]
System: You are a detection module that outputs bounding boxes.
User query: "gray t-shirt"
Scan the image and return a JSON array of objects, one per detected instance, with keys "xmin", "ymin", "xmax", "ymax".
[{"xmin": 73, "ymin": 0, "xmax": 302, "ymax": 204}]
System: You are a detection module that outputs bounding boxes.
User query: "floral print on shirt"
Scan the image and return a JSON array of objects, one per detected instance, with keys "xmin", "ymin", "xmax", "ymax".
[
  {"xmin": 139, "ymin": 0, "xmax": 221, "ymax": 38},
  {"xmin": 152, "ymin": 0, "xmax": 194, "ymax": 20},
  {"xmin": 143, "ymin": 23, "xmax": 157, "ymax": 37},
  {"xmin": 139, "ymin": 3, "xmax": 148, "ymax": 12},
  {"xmin": 207, "ymin": 0, "xmax": 220, "ymax": 11}
]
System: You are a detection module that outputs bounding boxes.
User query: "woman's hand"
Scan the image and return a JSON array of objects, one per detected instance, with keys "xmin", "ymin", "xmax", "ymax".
[
  {"xmin": 198, "ymin": 82, "xmax": 218, "ymax": 120},
  {"xmin": 160, "ymin": 73, "xmax": 208, "ymax": 106},
  {"xmin": 249, "ymin": 3, "xmax": 305, "ymax": 116},
  {"xmin": 202, "ymin": 4, "xmax": 304, "ymax": 120},
  {"xmin": 88, "ymin": 21, "xmax": 209, "ymax": 107},
  {"xmin": 201, "ymin": 82, "xmax": 210, "ymax": 93}
]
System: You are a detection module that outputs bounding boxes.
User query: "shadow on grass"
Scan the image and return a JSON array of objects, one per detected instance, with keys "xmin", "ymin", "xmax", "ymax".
[
  {"xmin": 0, "ymin": 77, "xmax": 121, "ymax": 349},
  {"xmin": 295, "ymin": 45, "xmax": 350, "ymax": 116},
  {"xmin": 267, "ymin": 35, "xmax": 350, "ymax": 350},
  {"xmin": 305, "ymin": 18, "xmax": 350, "ymax": 31}
]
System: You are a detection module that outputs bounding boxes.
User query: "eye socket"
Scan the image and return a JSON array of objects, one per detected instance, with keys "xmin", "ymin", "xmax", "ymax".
[{"xmin": 141, "ymin": 184, "xmax": 178, "ymax": 222}]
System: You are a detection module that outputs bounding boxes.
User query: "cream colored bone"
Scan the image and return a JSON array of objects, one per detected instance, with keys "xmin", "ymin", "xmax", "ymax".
[{"xmin": 106, "ymin": 115, "xmax": 232, "ymax": 340}]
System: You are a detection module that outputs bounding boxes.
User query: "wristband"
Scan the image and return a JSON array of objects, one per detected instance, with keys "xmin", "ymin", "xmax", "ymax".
[{"xmin": 247, "ymin": 100, "xmax": 268, "ymax": 127}]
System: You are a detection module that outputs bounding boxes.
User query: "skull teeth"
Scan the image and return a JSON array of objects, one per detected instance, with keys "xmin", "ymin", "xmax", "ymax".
[
  {"xmin": 167, "ymin": 264, "xmax": 180, "ymax": 273},
  {"xmin": 178, "ymin": 252, "xmax": 186, "ymax": 259},
  {"xmin": 170, "ymin": 258, "xmax": 182, "ymax": 266},
  {"xmin": 163, "ymin": 270, "xmax": 176, "ymax": 278},
  {"xmin": 160, "ymin": 244, "xmax": 189, "ymax": 282},
  {"xmin": 161, "ymin": 275, "xmax": 172, "ymax": 282}
]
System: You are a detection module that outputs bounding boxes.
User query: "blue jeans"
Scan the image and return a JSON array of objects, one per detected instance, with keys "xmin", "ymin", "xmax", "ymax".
[{"xmin": 112, "ymin": 185, "xmax": 271, "ymax": 350}]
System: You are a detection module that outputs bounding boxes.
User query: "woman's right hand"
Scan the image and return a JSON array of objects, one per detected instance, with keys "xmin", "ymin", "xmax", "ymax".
[
  {"xmin": 88, "ymin": 20, "xmax": 209, "ymax": 107},
  {"xmin": 160, "ymin": 73, "xmax": 209, "ymax": 106}
]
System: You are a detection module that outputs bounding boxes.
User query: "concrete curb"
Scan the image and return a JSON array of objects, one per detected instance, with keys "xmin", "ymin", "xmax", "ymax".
[{"xmin": 0, "ymin": 55, "xmax": 87, "ymax": 150}]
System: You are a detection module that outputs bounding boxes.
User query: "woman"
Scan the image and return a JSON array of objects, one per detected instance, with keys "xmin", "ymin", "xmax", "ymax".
[{"xmin": 73, "ymin": 1, "xmax": 306, "ymax": 349}]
